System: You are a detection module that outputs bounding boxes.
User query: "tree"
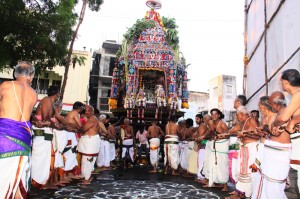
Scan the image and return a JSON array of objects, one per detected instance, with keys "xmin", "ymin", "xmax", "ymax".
[
  {"xmin": 0, "ymin": 0, "xmax": 77, "ymax": 71},
  {"xmin": 60, "ymin": 0, "xmax": 104, "ymax": 101}
]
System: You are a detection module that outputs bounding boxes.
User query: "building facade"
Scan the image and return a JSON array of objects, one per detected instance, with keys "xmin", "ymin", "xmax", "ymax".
[
  {"xmin": 0, "ymin": 50, "xmax": 91, "ymax": 110},
  {"xmin": 89, "ymin": 40, "xmax": 121, "ymax": 112},
  {"xmin": 208, "ymin": 75, "xmax": 237, "ymax": 123}
]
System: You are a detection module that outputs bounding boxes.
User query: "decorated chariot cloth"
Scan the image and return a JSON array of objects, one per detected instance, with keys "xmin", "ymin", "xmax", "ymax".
[
  {"xmin": 122, "ymin": 137, "xmax": 134, "ymax": 163},
  {"xmin": 53, "ymin": 129, "xmax": 68, "ymax": 168},
  {"xmin": 164, "ymin": 135, "xmax": 179, "ymax": 170},
  {"xmin": 290, "ymin": 132, "xmax": 300, "ymax": 194},
  {"xmin": 197, "ymin": 140, "xmax": 207, "ymax": 180},
  {"xmin": 187, "ymin": 141, "xmax": 198, "ymax": 174},
  {"xmin": 149, "ymin": 138, "xmax": 160, "ymax": 165},
  {"xmin": 97, "ymin": 137, "xmax": 111, "ymax": 167},
  {"xmin": 235, "ymin": 141, "xmax": 258, "ymax": 198},
  {"xmin": 77, "ymin": 134, "xmax": 100, "ymax": 180},
  {"xmin": 179, "ymin": 140, "xmax": 188, "ymax": 170},
  {"xmin": 0, "ymin": 118, "xmax": 32, "ymax": 199},
  {"xmin": 208, "ymin": 139, "xmax": 230, "ymax": 187},
  {"xmin": 31, "ymin": 125, "xmax": 53, "ymax": 189},
  {"xmin": 251, "ymin": 139, "xmax": 291, "ymax": 199}
]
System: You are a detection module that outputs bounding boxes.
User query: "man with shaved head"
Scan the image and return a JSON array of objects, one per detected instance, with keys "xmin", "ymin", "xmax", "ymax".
[
  {"xmin": 77, "ymin": 105, "xmax": 101, "ymax": 185},
  {"xmin": 121, "ymin": 118, "xmax": 134, "ymax": 169}
]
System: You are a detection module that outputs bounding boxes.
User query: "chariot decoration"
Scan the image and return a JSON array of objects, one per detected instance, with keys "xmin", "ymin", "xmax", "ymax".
[{"xmin": 109, "ymin": 0, "xmax": 189, "ymax": 122}]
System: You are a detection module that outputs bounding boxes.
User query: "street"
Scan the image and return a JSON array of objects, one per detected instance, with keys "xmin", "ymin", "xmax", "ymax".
[{"xmin": 30, "ymin": 164, "xmax": 299, "ymax": 199}]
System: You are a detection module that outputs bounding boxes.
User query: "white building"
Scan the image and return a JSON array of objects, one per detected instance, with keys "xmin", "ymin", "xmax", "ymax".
[
  {"xmin": 244, "ymin": 0, "xmax": 300, "ymax": 109},
  {"xmin": 208, "ymin": 75, "xmax": 237, "ymax": 122}
]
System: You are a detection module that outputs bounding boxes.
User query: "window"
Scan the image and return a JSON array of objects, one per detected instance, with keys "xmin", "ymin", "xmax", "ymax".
[
  {"xmin": 32, "ymin": 78, "xmax": 49, "ymax": 94},
  {"xmin": 227, "ymin": 85, "xmax": 233, "ymax": 94}
]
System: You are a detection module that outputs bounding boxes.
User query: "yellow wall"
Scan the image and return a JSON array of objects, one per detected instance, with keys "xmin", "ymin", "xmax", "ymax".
[{"xmin": 0, "ymin": 50, "xmax": 91, "ymax": 105}]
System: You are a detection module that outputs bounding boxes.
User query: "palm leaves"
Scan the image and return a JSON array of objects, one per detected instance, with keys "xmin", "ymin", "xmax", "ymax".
[{"xmin": 123, "ymin": 19, "xmax": 156, "ymax": 43}]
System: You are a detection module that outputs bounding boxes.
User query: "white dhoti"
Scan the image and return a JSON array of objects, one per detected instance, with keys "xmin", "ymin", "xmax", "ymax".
[
  {"xmin": 203, "ymin": 140, "xmax": 212, "ymax": 179},
  {"xmin": 0, "ymin": 118, "xmax": 32, "ymax": 199},
  {"xmin": 122, "ymin": 138, "xmax": 134, "ymax": 162},
  {"xmin": 164, "ymin": 135, "xmax": 179, "ymax": 170},
  {"xmin": 0, "ymin": 156, "xmax": 30, "ymax": 199},
  {"xmin": 197, "ymin": 141, "xmax": 207, "ymax": 180},
  {"xmin": 235, "ymin": 141, "xmax": 258, "ymax": 198},
  {"xmin": 97, "ymin": 138, "xmax": 111, "ymax": 167},
  {"xmin": 109, "ymin": 139, "xmax": 116, "ymax": 161},
  {"xmin": 149, "ymin": 138, "xmax": 160, "ymax": 166},
  {"xmin": 187, "ymin": 141, "xmax": 198, "ymax": 174},
  {"xmin": 290, "ymin": 132, "xmax": 300, "ymax": 194},
  {"xmin": 208, "ymin": 139, "xmax": 230, "ymax": 187},
  {"xmin": 77, "ymin": 134, "xmax": 100, "ymax": 180},
  {"xmin": 251, "ymin": 140, "xmax": 291, "ymax": 199},
  {"xmin": 53, "ymin": 129, "xmax": 68, "ymax": 168},
  {"xmin": 179, "ymin": 141, "xmax": 189, "ymax": 170},
  {"xmin": 31, "ymin": 127, "xmax": 53, "ymax": 189},
  {"xmin": 63, "ymin": 132, "xmax": 78, "ymax": 171}
]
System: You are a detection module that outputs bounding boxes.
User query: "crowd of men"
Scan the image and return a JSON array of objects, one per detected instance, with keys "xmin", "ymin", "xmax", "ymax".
[{"xmin": 0, "ymin": 61, "xmax": 300, "ymax": 199}]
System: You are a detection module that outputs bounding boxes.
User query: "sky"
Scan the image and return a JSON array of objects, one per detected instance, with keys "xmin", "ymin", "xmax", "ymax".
[{"xmin": 73, "ymin": 0, "xmax": 245, "ymax": 94}]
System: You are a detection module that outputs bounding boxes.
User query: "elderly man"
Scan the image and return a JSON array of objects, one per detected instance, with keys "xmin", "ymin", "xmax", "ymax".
[
  {"xmin": 271, "ymin": 69, "xmax": 300, "ymax": 196},
  {"xmin": 0, "ymin": 61, "xmax": 37, "ymax": 199},
  {"xmin": 77, "ymin": 105, "xmax": 101, "ymax": 185},
  {"xmin": 227, "ymin": 106, "xmax": 259, "ymax": 199}
]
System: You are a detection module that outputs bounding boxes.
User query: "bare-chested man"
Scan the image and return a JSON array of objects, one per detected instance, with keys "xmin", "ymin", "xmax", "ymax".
[
  {"xmin": 0, "ymin": 61, "xmax": 37, "ymax": 199},
  {"xmin": 272, "ymin": 69, "xmax": 300, "ymax": 196},
  {"xmin": 77, "ymin": 105, "xmax": 101, "ymax": 185},
  {"xmin": 164, "ymin": 115, "xmax": 180, "ymax": 175},
  {"xmin": 206, "ymin": 108, "xmax": 229, "ymax": 191},
  {"xmin": 198, "ymin": 114, "xmax": 212, "ymax": 185},
  {"xmin": 97, "ymin": 114, "xmax": 111, "ymax": 170},
  {"xmin": 105, "ymin": 115, "xmax": 117, "ymax": 167},
  {"xmin": 228, "ymin": 106, "xmax": 259, "ymax": 199},
  {"xmin": 63, "ymin": 101, "xmax": 85, "ymax": 180},
  {"xmin": 148, "ymin": 121, "xmax": 164, "ymax": 173},
  {"xmin": 194, "ymin": 114, "xmax": 209, "ymax": 183},
  {"xmin": 121, "ymin": 118, "xmax": 135, "ymax": 169},
  {"xmin": 31, "ymin": 85, "xmax": 60, "ymax": 190}
]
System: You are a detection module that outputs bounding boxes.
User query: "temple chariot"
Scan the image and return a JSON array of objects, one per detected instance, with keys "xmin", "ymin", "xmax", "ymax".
[{"xmin": 109, "ymin": 0, "xmax": 189, "ymax": 128}]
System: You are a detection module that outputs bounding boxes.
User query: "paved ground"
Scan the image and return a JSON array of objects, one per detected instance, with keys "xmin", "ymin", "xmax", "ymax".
[{"xmin": 31, "ymin": 164, "xmax": 299, "ymax": 199}]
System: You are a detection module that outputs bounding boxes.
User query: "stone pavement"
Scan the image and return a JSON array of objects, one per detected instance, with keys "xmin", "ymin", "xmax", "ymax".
[{"xmin": 30, "ymin": 165, "xmax": 299, "ymax": 199}]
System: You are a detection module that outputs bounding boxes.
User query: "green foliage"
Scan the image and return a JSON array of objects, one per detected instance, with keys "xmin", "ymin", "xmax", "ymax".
[
  {"xmin": 162, "ymin": 17, "xmax": 179, "ymax": 50},
  {"xmin": 88, "ymin": 0, "xmax": 104, "ymax": 11},
  {"xmin": 123, "ymin": 19, "xmax": 156, "ymax": 43},
  {"xmin": 71, "ymin": 55, "xmax": 86, "ymax": 68},
  {"xmin": 0, "ymin": 0, "xmax": 77, "ymax": 72}
]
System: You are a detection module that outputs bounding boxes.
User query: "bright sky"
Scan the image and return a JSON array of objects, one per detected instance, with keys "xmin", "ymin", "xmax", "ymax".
[{"xmin": 74, "ymin": 0, "xmax": 245, "ymax": 93}]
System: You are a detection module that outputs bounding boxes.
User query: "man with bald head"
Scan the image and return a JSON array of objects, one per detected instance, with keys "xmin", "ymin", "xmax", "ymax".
[
  {"xmin": 77, "ymin": 105, "xmax": 101, "ymax": 185},
  {"xmin": 0, "ymin": 61, "xmax": 37, "ymax": 199}
]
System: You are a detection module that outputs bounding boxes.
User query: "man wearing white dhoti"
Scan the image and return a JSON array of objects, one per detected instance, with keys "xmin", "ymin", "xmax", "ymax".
[
  {"xmin": 164, "ymin": 115, "xmax": 180, "ymax": 175},
  {"xmin": 97, "ymin": 115, "xmax": 111, "ymax": 170},
  {"xmin": 148, "ymin": 121, "xmax": 164, "ymax": 173},
  {"xmin": 272, "ymin": 69, "xmax": 300, "ymax": 195},
  {"xmin": 121, "ymin": 118, "xmax": 135, "ymax": 169},
  {"xmin": 0, "ymin": 61, "xmax": 37, "ymax": 199},
  {"xmin": 77, "ymin": 105, "xmax": 101, "ymax": 185},
  {"xmin": 229, "ymin": 106, "xmax": 259, "ymax": 198},
  {"xmin": 207, "ymin": 108, "xmax": 229, "ymax": 192}
]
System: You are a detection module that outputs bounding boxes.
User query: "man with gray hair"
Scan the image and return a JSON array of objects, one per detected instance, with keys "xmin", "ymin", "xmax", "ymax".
[
  {"xmin": 97, "ymin": 114, "xmax": 111, "ymax": 171},
  {"xmin": 228, "ymin": 106, "xmax": 260, "ymax": 199},
  {"xmin": 0, "ymin": 61, "xmax": 37, "ymax": 199}
]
